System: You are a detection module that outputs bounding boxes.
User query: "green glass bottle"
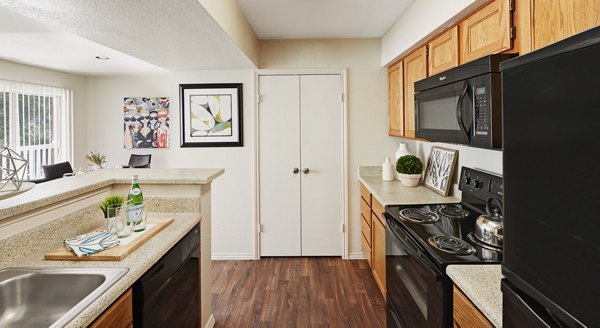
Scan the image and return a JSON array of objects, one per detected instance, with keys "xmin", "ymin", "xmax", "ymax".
[{"xmin": 127, "ymin": 175, "xmax": 145, "ymax": 231}]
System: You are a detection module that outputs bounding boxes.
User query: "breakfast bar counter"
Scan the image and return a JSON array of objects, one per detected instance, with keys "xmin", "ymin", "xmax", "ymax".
[{"xmin": 0, "ymin": 168, "xmax": 224, "ymax": 328}]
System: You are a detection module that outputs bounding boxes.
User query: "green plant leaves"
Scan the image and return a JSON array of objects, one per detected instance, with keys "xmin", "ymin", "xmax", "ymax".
[{"xmin": 396, "ymin": 155, "xmax": 423, "ymax": 174}]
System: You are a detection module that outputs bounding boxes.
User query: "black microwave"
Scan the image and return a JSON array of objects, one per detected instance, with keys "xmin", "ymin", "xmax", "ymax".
[{"xmin": 414, "ymin": 54, "xmax": 515, "ymax": 149}]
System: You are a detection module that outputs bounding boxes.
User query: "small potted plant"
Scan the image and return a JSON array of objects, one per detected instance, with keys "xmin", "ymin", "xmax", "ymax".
[
  {"xmin": 99, "ymin": 195, "xmax": 125, "ymax": 218},
  {"xmin": 86, "ymin": 151, "xmax": 107, "ymax": 170},
  {"xmin": 396, "ymin": 155, "xmax": 423, "ymax": 187}
]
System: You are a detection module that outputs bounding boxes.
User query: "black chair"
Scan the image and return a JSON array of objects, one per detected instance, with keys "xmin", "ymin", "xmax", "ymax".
[
  {"xmin": 42, "ymin": 161, "xmax": 74, "ymax": 182},
  {"xmin": 127, "ymin": 154, "xmax": 151, "ymax": 168}
]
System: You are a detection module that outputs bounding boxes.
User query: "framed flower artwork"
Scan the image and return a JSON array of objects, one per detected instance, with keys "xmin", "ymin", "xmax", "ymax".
[{"xmin": 179, "ymin": 83, "xmax": 243, "ymax": 147}]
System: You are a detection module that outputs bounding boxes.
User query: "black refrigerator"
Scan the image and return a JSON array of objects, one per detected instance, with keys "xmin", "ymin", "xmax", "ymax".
[{"xmin": 501, "ymin": 26, "xmax": 600, "ymax": 327}]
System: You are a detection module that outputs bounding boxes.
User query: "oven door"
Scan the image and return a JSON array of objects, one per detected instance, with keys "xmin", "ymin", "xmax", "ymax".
[
  {"xmin": 385, "ymin": 215, "xmax": 446, "ymax": 328},
  {"xmin": 415, "ymin": 79, "xmax": 473, "ymax": 144}
]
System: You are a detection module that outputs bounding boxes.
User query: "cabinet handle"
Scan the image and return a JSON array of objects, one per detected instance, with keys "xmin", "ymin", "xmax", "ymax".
[
  {"xmin": 303, "ymin": 168, "xmax": 310, "ymax": 174},
  {"xmin": 293, "ymin": 168, "xmax": 299, "ymax": 174}
]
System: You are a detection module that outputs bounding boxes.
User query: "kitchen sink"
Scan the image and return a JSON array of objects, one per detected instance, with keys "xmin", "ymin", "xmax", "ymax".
[{"xmin": 0, "ymin": 267, "xmax": 128, "ymax": 328}]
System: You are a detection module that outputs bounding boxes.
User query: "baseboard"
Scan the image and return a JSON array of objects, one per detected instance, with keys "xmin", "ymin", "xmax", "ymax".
[
  {"xmin": 347, "ymin": 252, "xmax": 367, "ymax": 260},
  {"xmin": 211, "ymin": 253, "xmax": 256, "ymax": 260},
  {"xmin": 204, "ymin": 314, "xmax": 215, "ymax": 328}
]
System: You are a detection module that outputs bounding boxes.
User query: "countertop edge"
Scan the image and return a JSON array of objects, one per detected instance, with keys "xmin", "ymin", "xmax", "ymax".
[
  {"xmin": 447, "ymin": 264, "xmax": 503, "ymax": 328},
  {"xmin": 0, "ymin": 168, "xmax": 224, "ymax": 221},
  {"xmin": 358, "ymin": 173, "xmax": 460, "ymax": 206}
]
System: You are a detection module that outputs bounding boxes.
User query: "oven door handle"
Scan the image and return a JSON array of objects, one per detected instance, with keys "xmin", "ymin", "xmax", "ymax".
[
  {"xmin": 456, "ymin": 81, "xmax": 471, "ymax": 142},
  {"xmin": 388, "ymin": 219, "xmax": 443, "ymax": 281}
]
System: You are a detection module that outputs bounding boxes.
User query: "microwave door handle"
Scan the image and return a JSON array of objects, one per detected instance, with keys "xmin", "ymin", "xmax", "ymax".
[{"xmin": 456, "ymin": 82, "xmax": 470, "ymax": 141}]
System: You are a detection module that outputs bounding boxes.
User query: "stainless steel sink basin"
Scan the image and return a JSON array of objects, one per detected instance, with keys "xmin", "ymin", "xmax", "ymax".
[{"xmin": 0, "ymin": 267, "xmax": 128, "ymax": 328}]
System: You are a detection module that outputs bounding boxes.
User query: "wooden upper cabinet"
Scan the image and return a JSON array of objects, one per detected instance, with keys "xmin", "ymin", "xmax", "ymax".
[
  {"xmin": 459, "ymin": 0, "xmax": 513, "ymax": 64},
  {"xmin": 531, "ymin": 0, "xmax": 600, "ymax": 51},
  {"xmin": 403, "ymin": 47, "xmax": 428, "ymax": 138},
  {"xmin": 388, "ymin": 60, "xmax": 404, "ymax": 137},
  {"xmin": 428, "ymin": 26, "xmax": 459, "ymax": 75}
]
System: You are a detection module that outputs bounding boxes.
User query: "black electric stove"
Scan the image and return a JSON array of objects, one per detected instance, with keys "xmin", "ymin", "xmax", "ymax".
[
  {"xmin": 385, "ymin": 167, "xmax": 503, "ymax": 269},
  {"xmin": 384, "ymin": 167, "xmax": 503, "ymax": 328}
]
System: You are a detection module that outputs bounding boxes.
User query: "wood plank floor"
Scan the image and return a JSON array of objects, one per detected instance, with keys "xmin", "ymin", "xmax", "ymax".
[{"xmin": 211, "ymin": 257, "xmax": 386, "ymax": 328}]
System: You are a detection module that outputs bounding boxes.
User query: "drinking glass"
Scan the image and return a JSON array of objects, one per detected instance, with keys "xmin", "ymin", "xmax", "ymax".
[
  {"xmin": 127, "ymin": 203, "xmax": 147, "ymax": 232},
  {"xmin": 116, "ymin": 205, "xmax": 132, "ymax": 238},
  {"xmin": 105, "ymin": 205, "xmax": 120, "ymax": 235}
]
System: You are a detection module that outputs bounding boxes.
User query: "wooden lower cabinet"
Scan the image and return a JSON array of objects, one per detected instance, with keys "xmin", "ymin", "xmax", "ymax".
[
  {"xmin": 359, "ymin": 182, "xmax": 386, "ymax": 298},
  {"xmin": 371, "ymin": 212, "xmax": 386, "ymax": 298},
  {"xmin": 453, "ymin": 285, "xmax": 493, "ymax": 328},
  {"xmin": 361, "ymin": 229, "xmax": 372, "ymax": 266},
  {"xmin": 90, "ymin": 288, "xmax": 133, "ymax": 328}
]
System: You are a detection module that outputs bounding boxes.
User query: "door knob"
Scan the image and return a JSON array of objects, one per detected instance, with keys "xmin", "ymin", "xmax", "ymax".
[
  {"xmin": 303, "ymin": 168, "xmax": 310, "ymax": 174},
  {"xmin": 293, "ymin": 168, "xmax": 299, "ymax": 174}
]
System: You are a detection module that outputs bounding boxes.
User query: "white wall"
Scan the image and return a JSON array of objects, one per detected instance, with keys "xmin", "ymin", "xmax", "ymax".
[
  {"xmin": 85, "ymin": 70, "xmax": 256, "ymax": 259},
  {"xmin": 381, "ymin": 0, "xmax": 482, "ymax": 66},
  {"xmin": 0, "ymin": 59, "xmax": 87, "ymax": 168},
  {"xmin": 259, "ymin": 39, "xmax": 398, "ymax": 257},
  {"xmin": 395, "ymin": 139, "xmax": 502, "ymax": 196},
  {"xmin": 85, "ymin": 75, "xmax": 170, "ymax": 168}
]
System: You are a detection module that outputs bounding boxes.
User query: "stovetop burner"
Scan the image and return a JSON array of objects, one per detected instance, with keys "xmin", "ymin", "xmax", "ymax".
[
  {"xmin": 428, "ymin": 235, "xmax": 475, "ymax": 255},
  {"xmin": 437, "ymin": 206, "xmax": 470, "ymax": 219},
  {"xmin": 398, "ymin": 208, "xmax": 440, "ymax": 223}
]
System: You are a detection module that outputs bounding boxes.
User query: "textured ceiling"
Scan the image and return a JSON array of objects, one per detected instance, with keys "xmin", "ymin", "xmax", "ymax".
[
  {"xmin": 236, "ymin": 0, "xmax": 415, "ymax": 39},
  {"xmin": 0, "ymin": 0, "xmax": 256, "ymax": 72}
]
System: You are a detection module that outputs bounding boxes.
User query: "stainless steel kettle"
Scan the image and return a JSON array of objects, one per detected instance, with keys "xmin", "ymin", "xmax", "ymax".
[{"xmin": 474, "ymin": 198, "xmax": 503, "ymax": 248}]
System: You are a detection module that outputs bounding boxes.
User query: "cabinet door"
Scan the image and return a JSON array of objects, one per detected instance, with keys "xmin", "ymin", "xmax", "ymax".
[
  {"xmin": 428, "ymin": 26, "xmax": 459, "ymax": 76},
  {"xmin": 259, "ymin": 75, "xmax": 302, "ymax": 256},
  {"xmin": 531, "ymin": 0, "xmax": 600, "ymax": 50},
  {"xmin": 300, "ymin": 74, "xmax": 343, "ymax": 256},
  {"xmin": 403, "ymin": 47, "xmax": 428, "ymax": 138},
  {"xmin": 460, "ymin": 0, "xmax": 512, "ymax": 63},
  {"xmin": 388, "ymin": 60, "xmax": 404, "ymax": 137},
  {"xmin": 90, "ymin": 289, "xmax": 133, "ymax": 328},
  {"xmin": 453, "ymin": 285, "xmax": 493, "ymax": 328},
  {"xmin": 371, "ymin": 212, "xmax": 386, "ymax": 298}
]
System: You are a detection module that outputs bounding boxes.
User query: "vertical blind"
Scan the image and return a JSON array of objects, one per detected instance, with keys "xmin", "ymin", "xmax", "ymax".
[{"xmin": 0, "ymin": 80, "xmax": 72, "ymax": 179}]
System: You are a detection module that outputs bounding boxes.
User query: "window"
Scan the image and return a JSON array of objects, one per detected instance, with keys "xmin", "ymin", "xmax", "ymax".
[{"xmin": 0, "ymin": 81, "xmax": 72, "ymax": 179}]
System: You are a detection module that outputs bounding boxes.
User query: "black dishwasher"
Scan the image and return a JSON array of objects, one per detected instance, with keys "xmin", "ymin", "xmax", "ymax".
[{"xmin": 133, "ymin": 224, "xmax": 200, "ymax": 327}]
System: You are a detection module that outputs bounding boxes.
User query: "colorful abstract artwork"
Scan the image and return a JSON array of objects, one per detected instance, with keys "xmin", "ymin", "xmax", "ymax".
[
  {"xmin": 179, "ymin": 83, "xmax": 243, "ymax": 147},
  {"xmin": 123, "ymin": 97, "xmax": 169, "ymax": 149}
]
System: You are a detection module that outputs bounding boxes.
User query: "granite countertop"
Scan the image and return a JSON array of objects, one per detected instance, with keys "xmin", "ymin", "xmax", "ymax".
[
  {"xmin": 358, "ymin": 166, "xmax": 460, "ymax": 206},
  {"xmin": 447, "ymin": 265, "xmax": 503, "ymax": 327},
  {"xmin": 0, "ymin": 209, "xmax": 200, "ymax": 327},
  {"xmin": 0, "ymin": 168, "xmax": 224, "ymax": 221}
]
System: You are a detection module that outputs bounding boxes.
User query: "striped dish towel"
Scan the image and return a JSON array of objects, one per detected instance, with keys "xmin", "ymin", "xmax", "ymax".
[{"xmin": 64, "ymin": 230, "xmax": 120, "ymax": 257}]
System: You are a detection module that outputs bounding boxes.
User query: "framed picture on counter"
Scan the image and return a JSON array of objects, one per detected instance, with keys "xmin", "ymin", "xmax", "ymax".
[
  {"xmin": 424, "ymin": 146, "xmax": 458, "ymax": 196},
  {"xmin": 179, "ymin": 83, "xmax": 243, "ymax": 147}
]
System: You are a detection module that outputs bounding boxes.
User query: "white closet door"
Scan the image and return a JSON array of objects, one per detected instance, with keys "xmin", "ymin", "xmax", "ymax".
[
  {"xmin": 300, "ymin": 74, "xmax": 343, "ymax": 256},
  {"xmin": 259, "ymin": 75, "xmax": 302, "ymax": 256}
]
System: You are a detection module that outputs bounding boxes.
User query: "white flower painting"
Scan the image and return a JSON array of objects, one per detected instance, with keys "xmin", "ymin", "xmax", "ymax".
[
  {"xmin": 424, "ymin": 147, "xmax": 458, "ymax": 196},
  {"xmin": 180, "ymin": 83, "xmax": 243, "ymax": 147}
]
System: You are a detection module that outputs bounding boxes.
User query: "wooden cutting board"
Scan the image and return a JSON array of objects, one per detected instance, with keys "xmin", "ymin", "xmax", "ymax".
[{"xmin": 44, "ymin": 217, "xmax": 173, "ymax": 261}]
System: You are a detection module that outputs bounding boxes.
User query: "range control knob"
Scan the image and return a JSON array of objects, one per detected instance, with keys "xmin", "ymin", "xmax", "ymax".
[
  {"xmin": 472, "ymin": 180, "xmax": 482, "ymax": 188},
  {"xmin": 464, "ymin": 177, "xmax": 472, "ymax": 185}
]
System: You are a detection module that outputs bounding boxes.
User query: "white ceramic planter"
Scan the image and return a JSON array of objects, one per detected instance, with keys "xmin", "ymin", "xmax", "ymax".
[{"xmin": 397, "ymin": 173, "xmax": 421, "ymax": 187}]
